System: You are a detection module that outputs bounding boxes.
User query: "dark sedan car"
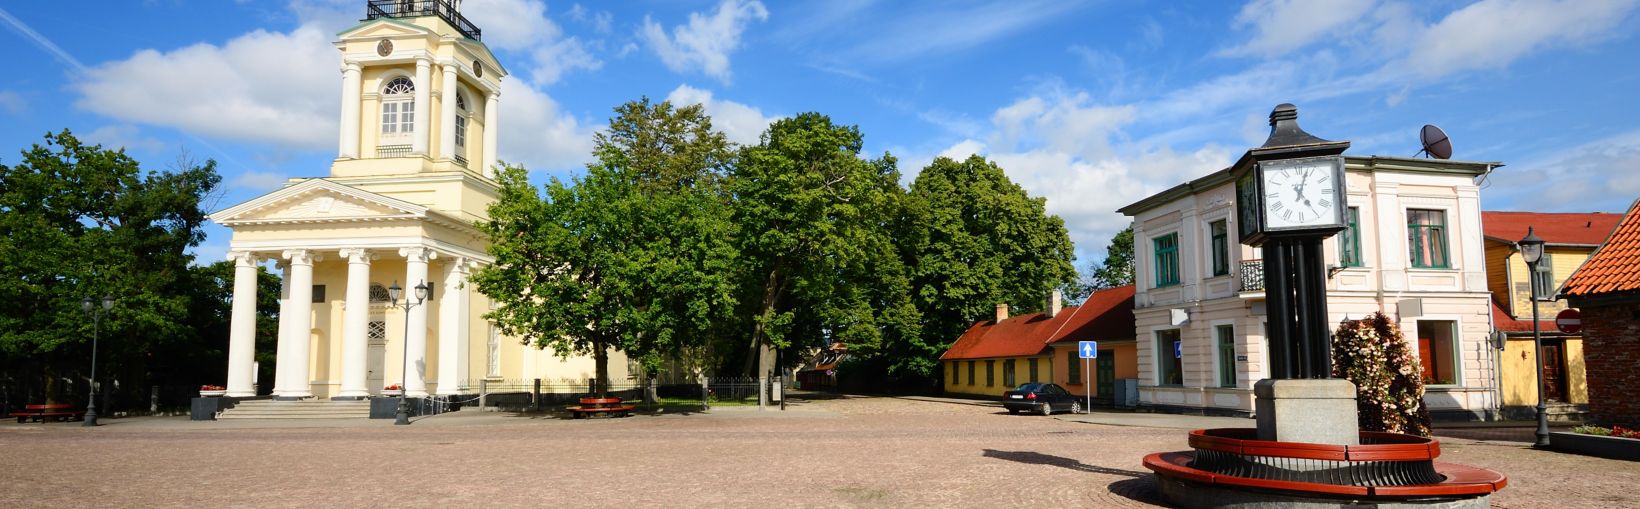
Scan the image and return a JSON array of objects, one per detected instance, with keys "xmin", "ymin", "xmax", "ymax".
[{"xmin": 1002, "ymin": 383, "xmax": 1082, "ymax": 415}]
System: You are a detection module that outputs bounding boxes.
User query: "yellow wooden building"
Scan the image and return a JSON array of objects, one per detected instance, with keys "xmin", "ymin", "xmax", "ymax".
[
  {"xmin": 1483, "ymin": 211, "xmax": 1622, "ymax": 420},
  {"xmin": 940, "ymin": 287, "xmax": 1136, "ymax": 404}
]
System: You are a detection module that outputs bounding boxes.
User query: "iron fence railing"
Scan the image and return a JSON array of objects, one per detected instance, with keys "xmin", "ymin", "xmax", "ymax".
[
  {"xmin": 366, "ymin": 0, "xmax": 482, "ymax": 40},
  {"xmin": 1239, "ymin": 259, "xmax": 1264, "ymax": 292}
]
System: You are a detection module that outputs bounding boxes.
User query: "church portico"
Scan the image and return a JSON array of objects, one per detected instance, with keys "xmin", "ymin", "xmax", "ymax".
[{"xmin": 208, "ymin": 2, "xmax": 627, "ymax": 412}]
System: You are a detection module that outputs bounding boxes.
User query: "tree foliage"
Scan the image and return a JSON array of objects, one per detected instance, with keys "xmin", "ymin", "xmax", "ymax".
[
  {"xmin": 899, "ymin": 155, "xmax": 1076, "ymax": 377},
  {"xmin": 0, "ymin": 130, "xmax": 261, "ymax": 407},
  {"xmin": 471, "ymin": 99, "xmax": 740, "ymax": 392},
  {"xmin": 1332, "ymin": 312, "xmax": 1431, "ymax": 436},
  {"xmin": 729, "ymin": 113, "xmax": 919, "ymax": 373},
  {"xmin": 1084, "ymin": 225, "xmax": 1135, "ymax": 291}
]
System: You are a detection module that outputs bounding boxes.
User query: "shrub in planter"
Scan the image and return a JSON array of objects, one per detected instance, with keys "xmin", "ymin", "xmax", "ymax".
[{"xmin": 1332, "ymin": 312, "xmax": 1432, "ymax": 436}]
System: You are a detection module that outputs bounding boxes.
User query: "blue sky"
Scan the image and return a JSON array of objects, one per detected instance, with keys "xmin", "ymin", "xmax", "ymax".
[{"xmin": 3, "ymin": 0, "xmax": 1639, "ymax": 269}]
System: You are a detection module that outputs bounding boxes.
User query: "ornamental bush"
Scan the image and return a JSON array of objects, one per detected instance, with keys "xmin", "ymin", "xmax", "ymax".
[{"xmin": 1332, "ymin": 312, "xmax": 1432, "ymax": 436}]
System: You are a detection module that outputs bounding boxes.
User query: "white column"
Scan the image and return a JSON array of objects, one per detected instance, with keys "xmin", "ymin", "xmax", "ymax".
[
  {"xmin": 337, "ymin": 249, "xmax": 373, "ymax": 398},
  {"xmin": 439, "ymin": 64, "xmax": 458, "ymax": 161},
  {"xmin": 271, "ymin": 261, "xmax": 294, "ymax": 396},
  {"xmin": 413, "ymin": 58, "xmax": 432, "ymax": 156},
  {"xmin": 437, "ymin": 258, "xmax": 471, "ymax": 395},
  {"xmin": 338, "ymin": 62, "xmax": 362, "ymax": 159},
  {"xmin": 225, "ymin": 251, "xmax": 260, "ymax": 397},
  {"xmin": 276, "ymin": 250, "xmax": 317, "ymax": 399},
  {"xmin": 482, "ymin": 91, "xmax": 499, "ymax": 177},
  {"xmin": 400, "ymin": 246, "xmax": 435, "ymax": 397}
]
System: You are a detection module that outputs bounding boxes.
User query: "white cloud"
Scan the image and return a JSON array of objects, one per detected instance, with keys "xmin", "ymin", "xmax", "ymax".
[
  {"xmin": 1485, "ymin": 128, "xmax": 1640, "ymax": 212},
  {"xmin": 1399, "ymin": 0, "xmax": 1639, "ymax": 78},
  {"xmin": 228, "ymin": 169, "xmax": 291, "ymax": 192},
  {"xmin": 496, "ymin": 80, "xmax": 596, "ymax": 172},
  {"xmin": 1221, "ymin": 0, "xmax": 1378, "ymax": 57},
  {"xmin": 925, "ymin": 90, "xmax": 1233, "ymax": 258},
  {"xmin": 640, "ymin": 0, "xmax": 768, "ymax": 83},
  {"xmin": 0, "ymin": 90, "xmax": 24, "ymax": 115},
  {"xmin": 664, "ymin": 84, "xmax": 781, "ymax": 146},
  {"xmin": 72, "ymin": 24, "xmax": 339, "ymax": 149},
  {"xmin": 464, "ymin": 0, "xmax": 603, "ymax": 85},
  {"xmin": 82, "ymin": 124, "xmax": 167, "ymax": 153}
]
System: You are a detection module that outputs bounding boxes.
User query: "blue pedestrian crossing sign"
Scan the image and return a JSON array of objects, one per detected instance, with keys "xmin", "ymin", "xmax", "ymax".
[{"xmin": 1078, "ymin": 341, "xmax": 1098, "ymax": 359}]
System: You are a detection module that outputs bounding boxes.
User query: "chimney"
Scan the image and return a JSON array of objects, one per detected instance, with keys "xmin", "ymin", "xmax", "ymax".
[
  {"xmin": 1046, "ymin": 289, "xmax": 1063, "ymax": 318},
  {"xmin": 995, "ymin": 303, "xmax": 1009, "ymax": 323}
]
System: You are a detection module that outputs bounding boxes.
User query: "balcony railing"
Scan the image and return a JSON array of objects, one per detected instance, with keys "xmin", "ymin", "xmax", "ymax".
[
  {"xmin": 376, "ymin": 144, "xmax": 413, "ymax": 158},
  {"xmin": 367, "ymin": 0, "xmax": 482, "ymax": 41},
  {"xmin": 1239, "ymin": 260, "xmax": 1264, "ymax": 293}
]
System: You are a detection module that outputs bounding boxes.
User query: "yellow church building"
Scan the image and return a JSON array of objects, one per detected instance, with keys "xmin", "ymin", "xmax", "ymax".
[{"xmin": 210, "ymin": 1, "xmax": 626, "ymax": 400}]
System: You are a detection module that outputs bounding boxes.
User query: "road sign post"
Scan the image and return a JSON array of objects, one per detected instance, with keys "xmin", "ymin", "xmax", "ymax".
[
  {"xmin": 1079, "ymin": 341, "xmax": 1097, "ymax": 414},
  {"xmin": 1556, "ymin": 308, "xmax": 1582, "ymax": 335}
]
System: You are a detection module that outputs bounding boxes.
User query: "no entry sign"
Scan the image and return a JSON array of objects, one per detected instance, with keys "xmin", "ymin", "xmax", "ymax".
[{"xmin": 1556, "ymin": 308, "xmax": 1582, "ymax": 334}]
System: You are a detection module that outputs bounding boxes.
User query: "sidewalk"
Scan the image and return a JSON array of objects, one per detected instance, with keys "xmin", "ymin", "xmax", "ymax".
[{"xmin": 1055, "ymin": 409, "xmax": 1252, "ymax": 430}]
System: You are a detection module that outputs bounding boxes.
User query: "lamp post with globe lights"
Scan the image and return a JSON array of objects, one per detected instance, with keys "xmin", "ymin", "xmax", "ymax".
[
  {"xmin": 387, "ymin": 280, "xmax": 432, "ymax": 425},
  {"xmin": 81, "ymin": 295, "xmax": 114, "ymax": 427},
  {"xmin": 1517, "ymin": 227, "xmax": 1550, "ymax": 447}
]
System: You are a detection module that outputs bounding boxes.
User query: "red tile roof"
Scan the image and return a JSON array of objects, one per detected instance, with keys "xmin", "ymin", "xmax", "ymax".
[
  {"xmin": 1491, "ymin": 299, "xmax": 1552, "ymax": 333},
  {"xmin": 1563, "ymin": 199, "xmax": 1640, "ymax": 297},
  {"xmin": 1482, "ymin": 211, "xmax": 1624, "ymax": 246},
  {"xmin": 939, "ymin": 285, "xmax": 1135, "ymax": 361}
]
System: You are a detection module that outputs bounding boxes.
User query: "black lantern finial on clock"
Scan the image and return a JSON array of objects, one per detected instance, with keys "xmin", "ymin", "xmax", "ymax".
[{"xmin": 1231, "ymin": 104, "xmax": 1351, "ymax": 380}]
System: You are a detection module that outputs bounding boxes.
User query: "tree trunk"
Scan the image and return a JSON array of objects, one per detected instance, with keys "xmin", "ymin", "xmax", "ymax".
[
  {"xmin": 745, "ymin": 264, "xmax": 783, "ymax": 375},
  {"xmin": 593, "ymin": 340, "xmax": 609, "ymax": 398}
]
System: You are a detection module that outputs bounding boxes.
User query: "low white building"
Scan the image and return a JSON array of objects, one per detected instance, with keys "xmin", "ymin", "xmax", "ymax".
[{"xmin": 1118, "ymin": 156, "xmax": 1502, "ymax": 421}]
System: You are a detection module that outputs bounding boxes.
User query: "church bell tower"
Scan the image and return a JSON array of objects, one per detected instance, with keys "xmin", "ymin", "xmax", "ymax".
[{"xmin": 331, "ymin": 0, "xmax": 506, "ymax": 180}]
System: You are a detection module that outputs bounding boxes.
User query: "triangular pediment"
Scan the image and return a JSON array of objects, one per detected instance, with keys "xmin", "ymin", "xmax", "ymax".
[
  {"xmin": 338, "ymin": 18, "xmax": 437, "ymax": 41},
  {"xmin": 211, "ymin": 179, "xmax": 427, "ymax": 226}
]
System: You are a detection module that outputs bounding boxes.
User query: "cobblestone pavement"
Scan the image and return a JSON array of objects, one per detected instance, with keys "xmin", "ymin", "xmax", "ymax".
[{"xmin": 1, "ymin": 395, "xmax": 1634, "ymax": 508}]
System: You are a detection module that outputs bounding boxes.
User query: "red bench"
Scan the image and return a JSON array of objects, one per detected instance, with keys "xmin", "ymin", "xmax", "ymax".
[
  {"xmin": 568, "ymin": 397, "xmax": 635, "ymax": 418},
  {"xmin": 10, "ymin": 403, "xmax": 85, "ymax": 423}
]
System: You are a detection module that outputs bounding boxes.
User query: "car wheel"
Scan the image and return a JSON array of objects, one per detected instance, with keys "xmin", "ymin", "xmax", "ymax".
[
  {"xmin": 1008, "ymin": 408, "xmax": 1019, "ymax": 415},
  {"xmin": 1039, "ymin": 401, "xmax": 1053, "ymax": 416},
  {"xmin": 1071, "ymin": 400, "xmax": 1082, "ymax": 414}
]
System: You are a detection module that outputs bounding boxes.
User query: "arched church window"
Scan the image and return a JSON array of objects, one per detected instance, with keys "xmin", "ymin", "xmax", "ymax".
[
  {"xmin": 369, "ymin": 283, "xmax": 391, "ymax": 303},
  {"xmin": 454, "ymin": 91, "xmax": 469, "ymax": 149},
  {"xmin": 380, "ymin": 76, "xmax": 415, "ymax": 141}
]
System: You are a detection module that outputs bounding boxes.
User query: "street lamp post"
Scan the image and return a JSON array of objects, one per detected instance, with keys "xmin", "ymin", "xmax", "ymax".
[
  {"xmin": 1518, "ymin": 227, "xmax": 1550, "ymax": 447},
  {"xmin": 81, "ymin": 295, "xmax": 114, "ymax": 427},
  {"xmin": 388, "ymin": 280, "xmax": 432, "ymax": 426}
]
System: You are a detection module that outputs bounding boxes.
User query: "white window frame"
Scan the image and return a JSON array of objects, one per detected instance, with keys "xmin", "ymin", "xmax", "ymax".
[
  {"xmin": 1153, "ymin": 327, "xmax": 1184, "ymax": 386},
  {"xmin": 454, "ymin": 90, "xmax": 469, "ymax": 149},
  {"xmin": 486, "ymin": 324, "xmax": 501, "ymax": 378},
  {"xmin": 380, "ymin": 75, "xmax": 416, "ymax": 144}
]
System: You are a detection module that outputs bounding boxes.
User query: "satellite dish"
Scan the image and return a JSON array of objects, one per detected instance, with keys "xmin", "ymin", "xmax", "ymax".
[{"xmin": 1419, "ymin": 124, "xmax": 1452, "ymax": 159}]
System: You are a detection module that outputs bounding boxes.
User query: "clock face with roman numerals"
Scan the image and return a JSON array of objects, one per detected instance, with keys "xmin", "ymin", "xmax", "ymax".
[{"xmin": 1261, "ymin": 158, "xmax": 1339, "ymax": 229}]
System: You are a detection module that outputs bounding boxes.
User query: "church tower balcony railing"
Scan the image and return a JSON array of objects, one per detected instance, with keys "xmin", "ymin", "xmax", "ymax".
[{"xmin": 366, "ymin": 0, "xmax": 481, "ymax": 41}]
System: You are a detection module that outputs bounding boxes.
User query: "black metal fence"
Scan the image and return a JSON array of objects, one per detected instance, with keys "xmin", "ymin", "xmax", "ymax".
[
  {"xmin": 366, "ymin": 0, "xmax": 482, "ymax": 40},
  {"xmin": 1239, "ymin": 259, "xmax": 1264, "ymax": 292}
]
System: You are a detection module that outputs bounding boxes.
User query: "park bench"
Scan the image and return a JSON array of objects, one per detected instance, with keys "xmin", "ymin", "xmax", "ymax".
[
  {"xmin": 10, "ymin": 403, "xmax": 85, "ymax": 423},
  {"xmin": 568, "ymin": 397, "xmax": 635, "ymax": 418}
]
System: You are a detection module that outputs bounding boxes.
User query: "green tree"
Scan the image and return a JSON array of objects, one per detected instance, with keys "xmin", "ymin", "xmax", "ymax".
[
  {"xmin": 471, "ymin": 99, "xmax": 739, "ymax": 393},
  {"xmin": 730, "ymin": 113, "xmax": 919, "ymax": 376},
  {"xmin": 900, "ymin": 155, "xmax": 1076, "ymax": 376},
  {"xmin": 0, "ymin": 130, "xmax": 222, "ymax": 403},
  {"xmin": 1085, "ymin": 226, "xmax": 1135, "ymax": 290}
]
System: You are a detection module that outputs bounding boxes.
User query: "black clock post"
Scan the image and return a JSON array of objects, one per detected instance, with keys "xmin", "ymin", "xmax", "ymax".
[{"xmin": 1232, "ymin": 104, "xmax": 1357, "ymax": 445}]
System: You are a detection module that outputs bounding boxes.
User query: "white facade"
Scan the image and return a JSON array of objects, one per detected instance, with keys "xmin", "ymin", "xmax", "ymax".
[
  {"xmin": 1120, "ymin": 156, "xmax": 1501, "ymax": 420},
  {"xmin": 209, "ymin": 9, "xmax": 626, "ymax": 400}
]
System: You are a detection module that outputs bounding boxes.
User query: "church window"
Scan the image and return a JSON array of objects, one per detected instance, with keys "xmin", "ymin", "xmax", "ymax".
[
  {"xmin": 381, "ymin": 76, "xmax": 415, "ymax": 141},
  {"xmin": 454, "ymin": 91, "xmax": 469, "ymax": 149},
  {"xmin": 369, "ymin": 283, "xmax": 391, "ymax": 303},
  {"xmin": 487, "ymin": 325, "xmax": 501, "ymax": 377}
]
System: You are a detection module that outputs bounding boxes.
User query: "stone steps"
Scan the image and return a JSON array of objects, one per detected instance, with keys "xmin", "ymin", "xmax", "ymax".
[{"xmin": 219, "ymin": 400, "xmax": 369, "ymax": 420}]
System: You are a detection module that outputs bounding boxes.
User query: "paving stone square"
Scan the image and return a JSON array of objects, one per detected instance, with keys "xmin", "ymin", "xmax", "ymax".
[{"xmin": 1, "ymin": 395, "xmax": 1634, "ymax": 508}]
